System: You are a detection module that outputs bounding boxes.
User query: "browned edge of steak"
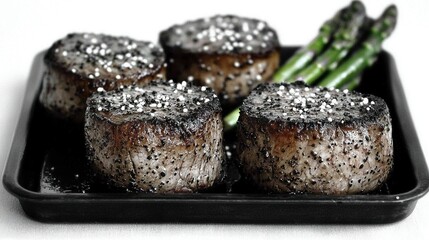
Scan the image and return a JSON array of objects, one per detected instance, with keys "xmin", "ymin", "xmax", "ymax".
[
  {"xmin": 39, "ymin": 61, "xmax": 165, "ymax": 123},
  {"xmin": 161, "ymin": 46, "xmax": 280, "ymax": 108}
]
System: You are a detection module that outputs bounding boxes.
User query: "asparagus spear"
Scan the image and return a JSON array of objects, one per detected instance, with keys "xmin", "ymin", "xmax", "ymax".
[
  {"xmin": 329, "ymin": 17, "xmax": 375, "ymax": 71},
  {"xmin": 292, "ymin": 1, "xmax": 366, "ymax": 85},
  {"xmin": 341, "ymin": 76, "xmax": 361, "ymax": 90},
  {"xmin": 224, "ymin": 4, "xmax": 397, "ymax": 131},
  {"xmin": 319, "ymin": 5, "xmax": 398, "ymax": 88},
  {"xmin": 272, "ymin": 2, "xmax": 353, "ymax": 83}
]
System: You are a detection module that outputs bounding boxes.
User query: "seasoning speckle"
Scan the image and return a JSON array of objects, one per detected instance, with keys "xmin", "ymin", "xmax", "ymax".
[
  {"xmin": 160, "ymin": 15, "xmax": 279, "ymax": 54},
  {"xmin": 237, "ymin": 82, "xmax": 393, "ymax": 195},
  {"xmin": 241, "ymin": 83, "xmax": 389, "ymax": 124},
  {"xmin": 47, "ymin": 33, "xmax": 165, "ymax": 81},
  {"xmin": 89, "ymin": 80, "xmax": 220, "ymax": 123},
  {"xmin": 159, "ymin": 15, "xmax": 280, "ymax": 107}
]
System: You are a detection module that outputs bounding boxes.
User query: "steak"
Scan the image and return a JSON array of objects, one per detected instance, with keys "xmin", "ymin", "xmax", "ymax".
[
  {"xmin": 236, "ymin": 83, "xmax": 393, "ymax": 194},
  {"xmin": 85, "ymin": 80, "xmax": 224, "ymax": 193},
  {"xmin": 159, "ymin": 15, "xmax": 280, "ymax": 108},
  {"xmin": 40, "ymin": 33, "xmax": 166, "ymax": 122}
]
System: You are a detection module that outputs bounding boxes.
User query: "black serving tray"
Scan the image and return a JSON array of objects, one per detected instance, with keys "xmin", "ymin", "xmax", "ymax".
[{"xmin": 3, "ymin": 47, "xmax": 429, "ymax": 223}]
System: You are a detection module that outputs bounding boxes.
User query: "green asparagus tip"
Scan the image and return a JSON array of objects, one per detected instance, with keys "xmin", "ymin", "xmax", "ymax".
[
  {"xmin": 382, "ymin": 5, "xmax": 398, "ymax": 27},
  {"xmin": 223, "ymin": 108, "xmax": 240, "ymax": 131},
  {"xmin": 371, "ymin": 4, "xmax": 398, "ymax": 39},
  {"xmin": 386, "ymin": 5, "xmax": 398, "ymax": 16},
  {"xmin": 351, "ymin": 1, "xmax": 365, "ymax": 12}
]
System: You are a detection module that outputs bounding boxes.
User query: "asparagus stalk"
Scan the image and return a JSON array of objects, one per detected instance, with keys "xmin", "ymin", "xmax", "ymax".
[
  {"xmin": 341, "ymin": 76, "xmax": 361, "ymax": 90},
  {"xmin": 272, "ymin": 2, "xmax": 353, "ymax": 83},
  {"xmin": 292, "ymin": 1, "xmax": 366, "ymax": 85},
  {"xmin": 318, "ymin": 5, "xmax": 398, "ymax": 88},
  {"xmin": 329, "ymin": 17, "xmax": 375, "ymax": 71},
  {"xmin": 223, "ymin": 4, "xmax": 398, "ymax": 132}
]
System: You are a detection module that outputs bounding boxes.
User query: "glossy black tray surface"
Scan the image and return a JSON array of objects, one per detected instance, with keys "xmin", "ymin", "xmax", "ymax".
[{"xmin": 3, "ymin": 47, "xmax": 429, "ymax": 223}]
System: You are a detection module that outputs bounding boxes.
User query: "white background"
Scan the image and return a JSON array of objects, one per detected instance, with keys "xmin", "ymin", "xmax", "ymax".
[{"xmin": 1, "ymin": 0, "xmax": 428, "ymax": 239}]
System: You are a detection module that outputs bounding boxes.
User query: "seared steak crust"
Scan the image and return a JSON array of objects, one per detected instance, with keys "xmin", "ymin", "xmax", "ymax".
[
  {"xmin": 159, "ymin": 15, "xmax": 280, "ymax": 107},
  {"xmin": 85, "ymin": 81, "xmax": 224, "ymax": 193},
  {"xmin": 40, "ymin": 33, "xmax": 166, "ymax": 122},
  {"xmin": 237, "ymin": 83, "xmax": 393, "ymax": 194}
]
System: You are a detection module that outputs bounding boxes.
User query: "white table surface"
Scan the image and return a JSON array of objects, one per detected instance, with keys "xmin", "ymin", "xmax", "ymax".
[{"xmin": 1, "ymin": 0, "xmax": 428, "ymax": 239}]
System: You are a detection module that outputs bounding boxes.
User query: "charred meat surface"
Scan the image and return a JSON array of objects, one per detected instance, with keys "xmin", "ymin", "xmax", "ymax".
[
  {"xmin": 40, "ymin": 33, "xmax": 166, "ymax": 122},
  {"xmin": 237, "ymin": 83, "xmax": 393, "ymax": 194},
  {"xmin": 85, "ymin": 80, "xmax": 224, "ymax": 193},
  {"xmin": 159, "ymin": 15, "xmax": 280, "ymax": 107}
]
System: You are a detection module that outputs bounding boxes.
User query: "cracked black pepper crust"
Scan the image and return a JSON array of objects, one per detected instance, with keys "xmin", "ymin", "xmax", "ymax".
[
  {"xmin": 240, "ymin": 82, "xmax": 390, "ymax": 130},
  {"xmin": 86, "ymin": 80, "xmax": 221, "ymax": 133},
  {"xmin": 159, "ymin": 15, "xmax": 280, "ymax": 55},
  {"xmin": 159, "ymin": 15, "xmax": 281, "ymax": 107},
  {"xmin": 236, "ymin": 82, "xmax": 393, "ymax": 195},
  {"xmin": 40, "ymin": 33, "xmax": 166, "ymax": 122},
  {"xmin": 84, "ymin": 80, "xmax": 224, "ymax": 193},
  {"xmin": 44, "ymin": 33, "xmax": 165, "ymax": 81}
]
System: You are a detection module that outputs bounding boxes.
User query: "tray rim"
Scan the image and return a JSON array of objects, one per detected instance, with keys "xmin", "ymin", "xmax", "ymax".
[{"xmin": 3, "ymin": 48, "xmax": 429, "ymax": 206}]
